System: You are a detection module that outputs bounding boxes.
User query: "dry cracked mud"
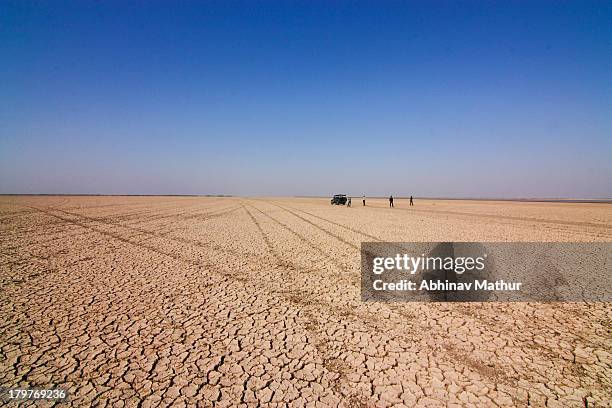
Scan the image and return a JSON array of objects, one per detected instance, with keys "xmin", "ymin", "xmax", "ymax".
[{"xmin": 1, "ymin": 196, "xmax": 610, "ymax": 407}]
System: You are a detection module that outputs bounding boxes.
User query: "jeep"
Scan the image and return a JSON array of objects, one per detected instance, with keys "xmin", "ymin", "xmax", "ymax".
[{"xmin": 331, "ymin": 194, "xmax": 347, "ymax": 205}]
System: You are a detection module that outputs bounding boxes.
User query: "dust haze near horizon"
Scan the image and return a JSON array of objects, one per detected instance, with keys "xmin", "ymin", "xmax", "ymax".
[{"xmin": 1, "ymin": 2, "xmax": 611, "ymax": 198}]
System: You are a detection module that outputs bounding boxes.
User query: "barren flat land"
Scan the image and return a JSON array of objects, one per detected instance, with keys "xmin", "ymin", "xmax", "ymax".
[{"xmin": 1, "ymin": 196, "xmax": 611, "ymax": 407}]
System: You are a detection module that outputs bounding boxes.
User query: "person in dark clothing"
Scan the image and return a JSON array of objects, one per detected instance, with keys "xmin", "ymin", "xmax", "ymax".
[
  {"xmin": 347, "ymin": 197, "xmax": 352, "ymax": 207},
  {"xmin": 362, "ymin": 195, "xmax": 366, "ymax": 206},
  {"xmin": 410, "ymin": 195, "xmax": 414, "ymax": 206},
  {"xmin": 389, "ymin": 195, "xmax": 394, "ymax": 207}
]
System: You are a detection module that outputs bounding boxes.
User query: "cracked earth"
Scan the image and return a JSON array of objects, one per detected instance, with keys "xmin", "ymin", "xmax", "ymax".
[{"xmin": 1, "ymin": 196, "xmax": 610, "ymax": 407}]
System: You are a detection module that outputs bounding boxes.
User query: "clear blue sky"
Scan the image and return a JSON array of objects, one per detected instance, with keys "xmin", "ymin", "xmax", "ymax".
[{"xmin": 1, "ymin": 1, "xmax": 610, "ymax": 197}]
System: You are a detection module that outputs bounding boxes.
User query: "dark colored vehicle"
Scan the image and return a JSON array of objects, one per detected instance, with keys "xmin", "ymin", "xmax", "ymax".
[{"xmin": 331, "ymin": 194, "xmax": 348, "ymax": 205}]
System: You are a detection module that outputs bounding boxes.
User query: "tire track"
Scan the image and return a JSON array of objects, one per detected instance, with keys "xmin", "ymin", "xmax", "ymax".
[
  {"xmin": 241, "ymin": 203, "xmax": 429, "ymax": 404},
  {"xmin": 267, "ymin": 203, "xmax": 360, "ymax": 250},
  {"xmin": 264, "ymin": 201, "xmax": 429, "ymax": 254},
  {"xmin": 243, "ymin": 203, "xmax": 529, "ymax": 399},
  {"xmin": 19, "ymin": 204, "xmax": 379, "ymax": 404},
  {"xmin": 245, "ymin": 202, "xmax": 353, "ymax": 274},
  {"xmin": 24, "ymin": 205, "xmax": 243, "ymax": 281},
  {"xmin": 49, "ymin": 205, "xmax": 240, "ymax": 240},
  {"xmin": 263, "ymin": 200, "xmax": 410, "ymax": 261},
  {"xmin": 257, "ymin": 200, "xmax": 565, "ymax": 390},
  {"xmin": 294, "ymin": 205, "xmax": 605, "ymax": 388},
  {"xmin": 25, "ymin": 205, "xmax": 271, "ymax": 273},
  {"xmin": 242, "ymin": 204, "xmax": 283, "ymax": 266},
  {"xmin": 267, "ymin": 201, "xmax": 384, "ymax": 244}
]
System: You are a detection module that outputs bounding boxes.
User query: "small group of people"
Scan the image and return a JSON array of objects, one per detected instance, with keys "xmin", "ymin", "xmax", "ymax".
[
  {"xmin": 347, "ymin": 195, "xmax": 367, "ymax": 207},
  {"xmin": 388, "ymin": 195, "xmax": 414, "ymax": 207},
  {"xmin": 347, "ymin": 195, "xmax": 414, "ymax": 207}
]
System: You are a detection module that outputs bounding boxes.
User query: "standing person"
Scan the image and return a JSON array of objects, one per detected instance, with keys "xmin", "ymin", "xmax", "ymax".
[
  {"xmin": 389, "ymin": 195, "xmax": 394, "ymax": 207},
  {"xmin": 362, "ymin": 195, "xmax": 366, "ymax": 206},
  {"xmin": 347, "ymin": 197, "xmax": 351, "ymax": 207},
  {"xmin": 410, "ymin": 195, "xmax": 414, "ymax": 206}
]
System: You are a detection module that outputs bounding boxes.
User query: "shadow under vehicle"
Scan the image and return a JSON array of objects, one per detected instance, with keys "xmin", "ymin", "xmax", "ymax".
[{"xmin": 331, "ymin": 194, "xmax": 348, "ymax": 205}]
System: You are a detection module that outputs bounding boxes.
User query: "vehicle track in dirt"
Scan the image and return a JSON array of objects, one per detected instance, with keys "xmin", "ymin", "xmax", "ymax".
[{"xmin": 1, "ymin": 196, "xmax": 610, "ymax": 407}]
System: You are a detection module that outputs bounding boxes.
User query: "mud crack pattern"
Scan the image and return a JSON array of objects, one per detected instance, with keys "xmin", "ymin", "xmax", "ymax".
[{"xmin": 1, "ymin": 196, "xmax": 610, "ymax": 407}]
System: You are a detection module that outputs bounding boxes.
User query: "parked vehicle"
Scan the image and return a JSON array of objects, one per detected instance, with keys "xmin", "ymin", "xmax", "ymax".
[{"xmin": 331, "ymin": 194, "xmax": 348, "ymax": 205}]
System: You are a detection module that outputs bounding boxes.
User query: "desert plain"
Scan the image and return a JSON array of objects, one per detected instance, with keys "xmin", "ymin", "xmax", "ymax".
[{"xmin": 0, "ymin": 195, "xmax": 610, "ymax": 407}]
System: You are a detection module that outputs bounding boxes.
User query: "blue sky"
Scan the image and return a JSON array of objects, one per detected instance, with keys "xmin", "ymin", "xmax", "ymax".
[{"xmin": 1, "ymin": 1, "xmax": 611, "ymax": 197}]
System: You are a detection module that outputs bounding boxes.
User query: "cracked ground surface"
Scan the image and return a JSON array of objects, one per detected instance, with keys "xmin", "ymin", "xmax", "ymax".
[{"xmin": 0, "ymin": 196, "xmax": 610, "ymax": 407}]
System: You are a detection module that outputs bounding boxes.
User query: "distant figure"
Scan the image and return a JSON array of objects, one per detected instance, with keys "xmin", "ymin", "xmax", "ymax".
[
  {"xmin": 362, "ymin": 195, "xmax": 366, "ymax": 206},
  {"xmin": 347, "ymin": 197, "xmax": 352, "ymax": 207},
  {"xmin": 410, "ymin": 195, "xmax": 414, "ymax": 206},
  {"xmin": 389, "ymin": 195, "xmax": 394, "ymax": 207}
]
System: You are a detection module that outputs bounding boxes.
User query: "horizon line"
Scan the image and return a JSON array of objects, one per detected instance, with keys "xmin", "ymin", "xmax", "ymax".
[{"xmin": 1, "ymin": 193, "xmax": 611, "ymax": 204}]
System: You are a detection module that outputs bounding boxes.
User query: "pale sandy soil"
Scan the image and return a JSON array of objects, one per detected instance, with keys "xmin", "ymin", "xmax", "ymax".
[{"xmin": 0, "ymin": 196, "xmax": 610, "ymax": 407}]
